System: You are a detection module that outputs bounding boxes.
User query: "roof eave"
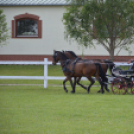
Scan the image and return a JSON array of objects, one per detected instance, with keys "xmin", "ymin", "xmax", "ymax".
[{"xmin": 0, "ymin": 4, "xmax": 70, "ymax": 6}]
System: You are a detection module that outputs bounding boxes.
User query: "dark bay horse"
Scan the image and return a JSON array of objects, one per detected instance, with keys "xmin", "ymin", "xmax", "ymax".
[
  {"xmin": 52, "ymin": 50, "xmax": 109, "ymax": 93},
  {"xmin": 63, "ymin": 50, "xmax": 115, "ymax": 92}
]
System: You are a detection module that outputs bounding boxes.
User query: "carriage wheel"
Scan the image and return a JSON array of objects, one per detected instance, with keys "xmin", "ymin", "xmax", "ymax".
[
  {"xmin": 131, "ymin": 80, "xmax": 134, "ymax": 94},
  {"xmin": 111, "ymin": 77, "xmax": 127, "ymax": 95},
  {"xmin": 126, "ymin": 82, "xmax": 132, "ymax": 94}
]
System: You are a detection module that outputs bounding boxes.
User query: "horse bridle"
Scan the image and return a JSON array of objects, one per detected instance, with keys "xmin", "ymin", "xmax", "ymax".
[{"xmin": 53, "ymin": 52, "xmax": 57, "ymax": 62}]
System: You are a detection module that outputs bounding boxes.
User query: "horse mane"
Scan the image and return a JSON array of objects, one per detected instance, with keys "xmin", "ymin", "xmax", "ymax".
[
  {"xmin": 56, "ymin": 51, "xmax": 69, "ymax": 61},
  {"xmin": 66, "ymin": 51, "xmax": 78, "ymax": 58}
]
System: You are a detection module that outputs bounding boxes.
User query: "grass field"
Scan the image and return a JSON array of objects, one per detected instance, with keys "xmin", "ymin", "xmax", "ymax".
[
  {"xmin": 0, "ymin": 86, "xmax": 134, "ymax": 134},
  {"xmin": 0, "ymin": 65, "xmax": 134, "ymax": 134}
]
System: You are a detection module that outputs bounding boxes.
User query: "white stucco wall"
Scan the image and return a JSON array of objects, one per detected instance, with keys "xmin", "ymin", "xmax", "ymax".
[{"xmin": 0, "ymin": 6, "xmax": 134, "ymax": 56}]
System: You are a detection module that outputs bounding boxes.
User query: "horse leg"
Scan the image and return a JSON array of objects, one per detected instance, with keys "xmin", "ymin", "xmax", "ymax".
[
  {"xmin": 104, "ymin": 83, "xmax": 110, "ymax": 92},
  {"xmin": 87, "ymin": 77, "xmax": 95, "ymax": 93},
  {"xmin": 71, "ymin": 77, "xmax": 77, "ymax": 93},
  {"xmin": 63, "ymin": 77, "xmax": 75, "ymax": 93},
  {"xmin": 67, "ymin": 77, "xmax": 75, "ymax": 93},
  {"xmin": 63, "ymin": 77, "xmax": 69, "ymax": 93},
  {"xmin": 96, "ymin": 77, "xmax": 104, "ymax": 94},
  {"xmin": 103, "ymin": 77, "xmax": 110, "ymax": 92},
  {"xmin": 97, "ymin": 77, "xmax": 110, "ymax": 93},
  {"xmin": 97, "ymin": 77, "xmax": 103, "ymax": 93},
  {"xmin": 76, "ymin": 77, "xmax": 88, "ymax": 90}
]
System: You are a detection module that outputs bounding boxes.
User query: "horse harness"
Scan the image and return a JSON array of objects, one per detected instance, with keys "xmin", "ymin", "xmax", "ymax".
[
  {"xmin": 62, "ymin": 58, "xmax": 80, "ymax": 75},
  {"xmin": 62, "ymin": 58, "xmax": 101, "ymax": 77}
]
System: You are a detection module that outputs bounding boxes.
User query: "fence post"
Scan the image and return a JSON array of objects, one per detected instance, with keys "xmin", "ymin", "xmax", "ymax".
[{"xmin": 44, "ymin": 58, "xmax": 48, "ymax": 88}]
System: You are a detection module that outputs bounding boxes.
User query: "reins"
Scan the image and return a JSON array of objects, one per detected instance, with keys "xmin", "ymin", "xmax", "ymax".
[{"xmin": 62, "ymin": 58, "xmax": 83, "ymax": 76}]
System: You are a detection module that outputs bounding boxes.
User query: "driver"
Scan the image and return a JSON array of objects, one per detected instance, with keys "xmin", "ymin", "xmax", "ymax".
[{"xmin": 127, "ymin": 59, "xmax": 134, "ymax": 70}]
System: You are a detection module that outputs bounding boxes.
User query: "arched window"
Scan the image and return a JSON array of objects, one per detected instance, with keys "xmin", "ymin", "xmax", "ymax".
[{"xmin": 12, "ymin": 13, "xmax": 42, "ymax": 38}]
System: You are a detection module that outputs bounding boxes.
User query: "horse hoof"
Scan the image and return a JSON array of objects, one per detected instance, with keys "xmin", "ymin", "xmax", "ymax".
[
  {"xmin": 107, "ymin": 89, "xmax": 110, "ymax": 92},
  {"xmin": 65, "ymin": 90, "xmax": 68, "ymax": 93},
  {"xmin": 102, "ymin": 91, "xmax": 104, "ymax": 94},
  {"xmin": 97, "ymin": 90, "xmax": 101, "ymax": 93},
  {"xmin": 71, "ymin": 90, "xmax": 75, "ymax": 93}
]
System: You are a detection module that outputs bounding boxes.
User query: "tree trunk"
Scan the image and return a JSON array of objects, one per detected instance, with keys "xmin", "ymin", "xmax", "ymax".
[
  {"xmin": 109, "ymin": 50, "xmax": 114, "ymax": 61},
  {"xmin": 109, "ymin": 37, "xmax": 115, "ymax": 61}
]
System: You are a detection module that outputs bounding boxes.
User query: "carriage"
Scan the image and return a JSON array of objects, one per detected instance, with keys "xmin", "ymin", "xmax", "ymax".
[{"xmin": 111, "ymin": 63, "xmax": 134, "ymax": 95}]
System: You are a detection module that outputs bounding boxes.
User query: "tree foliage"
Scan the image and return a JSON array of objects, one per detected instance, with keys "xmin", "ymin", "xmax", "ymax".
[
  {"xmin": 0, "ymin": 9, "xmax": 9, "ymax": 46},
  {"xmin": 63, "ymin": 0, "xmax": 134, "ymax": 61}
]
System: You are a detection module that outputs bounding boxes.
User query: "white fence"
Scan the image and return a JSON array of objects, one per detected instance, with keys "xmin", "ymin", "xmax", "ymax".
[
  {"xmin": 0, "ymin": 58, "xmax": 131, "ymax": 88},
  {"xmin": 0, "ymin": 58, "xmax": 65, "ymax": 88}
]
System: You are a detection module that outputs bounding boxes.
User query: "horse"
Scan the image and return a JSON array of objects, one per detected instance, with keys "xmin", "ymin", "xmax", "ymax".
[
  {"xmin": 52, "ymin": 50, "xmax": 109, "ymax": 94},
  {"xmin": 63, "ymin": 50, "xmax": 115, "ymax": 92}
]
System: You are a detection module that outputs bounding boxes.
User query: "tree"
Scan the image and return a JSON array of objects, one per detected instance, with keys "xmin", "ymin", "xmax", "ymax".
[
  {"xmin": 0, "ymin": 9, "xmax": 9, "ymax": 46},
  {"xmin": 62, "ymin": 0, "xmax": 134, "ymax": 61}
]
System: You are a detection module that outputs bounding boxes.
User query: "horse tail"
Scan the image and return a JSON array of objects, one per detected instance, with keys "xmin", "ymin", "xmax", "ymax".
[
  {"xmin": 104, "ymin": 59, "xmax": 115, "ymax": 76},
  {"xmin": 95, "ymin": 63, "xmax": 108, "ymax": 83}
]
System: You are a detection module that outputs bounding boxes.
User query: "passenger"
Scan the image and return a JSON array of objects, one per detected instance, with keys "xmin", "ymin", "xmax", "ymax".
[{"xmin": 127, "ymin": 59, "xmax": 134, "ymax": 64}]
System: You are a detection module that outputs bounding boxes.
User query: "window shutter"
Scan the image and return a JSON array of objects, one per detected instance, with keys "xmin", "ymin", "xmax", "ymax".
[
  {"xmin": 12, "ymin": 20, "xmax": 15, "ymax": 38},
  {"xmin": 38, "ymin": 20, "xmax": 42, "ymax": 38}
]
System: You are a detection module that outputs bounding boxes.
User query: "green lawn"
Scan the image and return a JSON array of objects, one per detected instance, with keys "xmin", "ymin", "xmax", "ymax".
[
  {"xmin": 0, "ymin": 86, "xmax": 134, "ymax": 134},
  {"xmin": 0, "ymin": 65, "xmax": 134, "ymax": 134},
  {"xmin": 0, "ymin": 65, "xmax": 63, "ymax": 76}
]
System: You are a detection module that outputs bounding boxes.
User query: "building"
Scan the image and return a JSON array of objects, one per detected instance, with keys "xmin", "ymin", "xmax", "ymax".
[{"xmin": 0, "ymin": 0, "xmax": 134, "ymax": 61}]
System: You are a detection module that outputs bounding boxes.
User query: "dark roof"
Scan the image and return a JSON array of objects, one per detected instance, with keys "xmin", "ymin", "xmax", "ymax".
[{"xmin": 0, "ymin": 0, "xmax": 70, "ymax": 6}]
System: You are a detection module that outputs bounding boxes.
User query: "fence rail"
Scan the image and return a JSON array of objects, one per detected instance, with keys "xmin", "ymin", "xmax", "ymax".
[
  {"xmin": 0, "ymin": 58, "xmax": 66, "ymax": 88},
  {"xmin": 0, "ymin": 58, "xmax": 131, "ymax": 88}
]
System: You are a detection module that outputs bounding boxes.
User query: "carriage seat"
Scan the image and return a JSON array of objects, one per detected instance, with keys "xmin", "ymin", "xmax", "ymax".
[
  {"xmin": 119, "ymin": 70, "xmax": 134, "ymax": 75},
  {"xmin": 119, "ymin": 63, "xmax": 134, "ymax": 75},
  {"xmin": 112, "ymin": 63, "xmax": 134, "ymax": 76}
]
